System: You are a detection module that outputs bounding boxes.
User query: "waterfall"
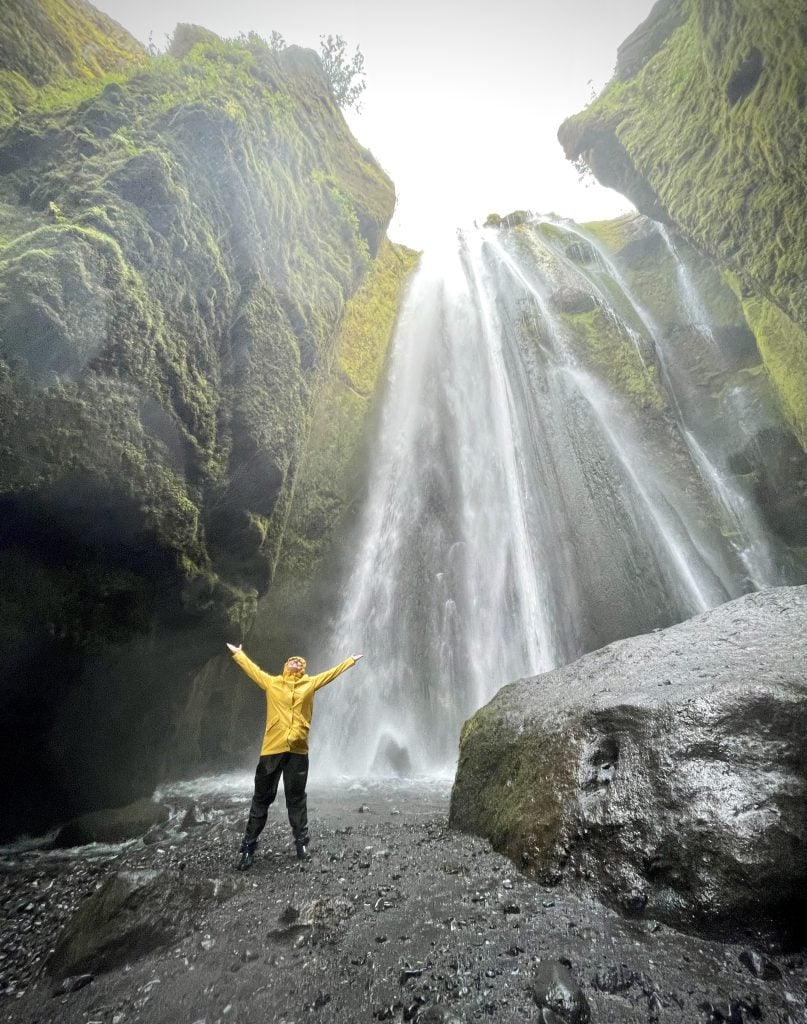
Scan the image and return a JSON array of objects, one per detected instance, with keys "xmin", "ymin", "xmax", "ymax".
[
  {"xmin": 531, "ymin": 216, "xmax": 798, "ymax": 590},
  {"xmin": 311, "ymin": 225, "xmax": 801, "ymax": 778}
]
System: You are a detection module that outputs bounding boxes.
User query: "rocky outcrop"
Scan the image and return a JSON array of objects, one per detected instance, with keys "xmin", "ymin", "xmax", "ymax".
[
  {"xmin": 48, "ymin": 868, "xmax": 234, "ymax": 978},
  {"xmin": 0, "ymin": 10, "xmax": 403, "ymax": 837},
  {"xmin": 450, "ymin": 586, "xmax": 807, "ymax": 941},
  {"xmin": 54, "ymin": 798, "xmax": 170, "ymax": 848},
  {"xmin": 558, "ymin": 0, "xmax": 807, "ymax": 448}
]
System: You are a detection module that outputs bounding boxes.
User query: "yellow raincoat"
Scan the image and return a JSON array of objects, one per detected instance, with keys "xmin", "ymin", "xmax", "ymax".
[{"xmin": 232, "ymin": 650, "xmax": 357, "ymax": 755}]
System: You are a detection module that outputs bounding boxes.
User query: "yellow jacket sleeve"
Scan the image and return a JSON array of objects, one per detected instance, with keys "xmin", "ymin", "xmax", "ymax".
[
  {"xmin": 232, "ymin": 649, "xmax": 273, "ymax": 691},
  {"xmin": 311, "ymin": 657, "xmax": 357, "ymax": 692}
]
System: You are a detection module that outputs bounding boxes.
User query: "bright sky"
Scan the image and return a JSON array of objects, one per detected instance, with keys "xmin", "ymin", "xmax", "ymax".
[{"xmin": 93, "ymin": 0, "xmax": 658, "ymax": 248}]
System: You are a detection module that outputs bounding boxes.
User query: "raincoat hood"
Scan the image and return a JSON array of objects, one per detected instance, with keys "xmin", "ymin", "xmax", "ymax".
[{"xmin": 282, "ymin": 655, "xmax": 307, "ymax": 680}]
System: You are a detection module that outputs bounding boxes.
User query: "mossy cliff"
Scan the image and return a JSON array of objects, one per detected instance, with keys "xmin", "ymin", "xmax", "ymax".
[
  {"xmin": 558, "ymin": 0, "xmax": 807, "ymax": 449},
  {"xmin": 0, "ymin": 3, "xmax": 401, "ymax": 836},
  {"xmin": 0, "ymin": 0, "xmax": 146, "ymax": 130}
]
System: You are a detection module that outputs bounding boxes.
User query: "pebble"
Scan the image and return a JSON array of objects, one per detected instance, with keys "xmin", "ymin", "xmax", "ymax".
[
  {"xmin": 531, "ymin": 961, "xmax": 591, "ymax": 1023},
  {"xmin": 2, "ymin": 787, "xmax": 805, "ymax": 1024},
  {"xmin": 51, "ymin": 974, "xmax": 94, "ymax": 996},
  {"xmin": 739, "ymin": 948, "xmax": 781, "ymax": 980}
]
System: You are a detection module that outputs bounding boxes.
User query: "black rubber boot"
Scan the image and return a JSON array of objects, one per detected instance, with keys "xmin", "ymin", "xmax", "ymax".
[
  {"xmin": 236, "ymin": 840, "xmax": 257, "ymax": 871},
  {"xmin": 295, "ymin": 841, "xmax": 312, "ymax": 861}
]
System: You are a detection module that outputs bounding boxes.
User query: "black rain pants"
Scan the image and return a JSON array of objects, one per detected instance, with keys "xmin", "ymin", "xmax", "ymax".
[{"xmin": 243, "ymin": 751, "xmax": 309, "ymax": 846}]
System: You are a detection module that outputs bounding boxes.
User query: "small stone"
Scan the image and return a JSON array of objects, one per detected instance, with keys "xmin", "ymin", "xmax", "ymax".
[
  {"xmin": 502, "ymin": 903, "xmax": 520, "ymax": 914},
  {"xmin": 51, "ymin": 974, "xmax": 94, "ymax": 996},
  {"xmin": 622, "ymin": 888, "xmax": 648, "ymax": 915},
  {"xmin": 739, "ymin": 949, "xmax": 781, "ymax": 980},
  {"xmin": 648, "ymin": 990, "xmax": 664, "ymax": 1020},
  {"xmin": 416, "ymin": 1006, "xmax": 464, "ymax": 1023},
  {"xmin": 593, "ymin": 965, "xmax": 636, "ymax": 994},
  {"xmin": 531, "ymin": 961, "xmax": 590, "ymax": 1023},
  {"xmin": 357, "ymin": 805, "xmax": 371, "ymax": 813},
  {"xmin": 400, "ymin": 967, "xmax": 426, "ymax": 985}
]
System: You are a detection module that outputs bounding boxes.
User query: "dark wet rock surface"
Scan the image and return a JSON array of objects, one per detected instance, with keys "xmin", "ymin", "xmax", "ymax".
[
  {"xmin": 1, "ymin": 779, "xmax": 805, "ymax": 1023},
  {"xmin": 54, "ymin": 799, "xmax": 170, "ymax": 849},
  {"xmin": 451, "ymin": 587, "xmax": 807, "ymax": 942}
]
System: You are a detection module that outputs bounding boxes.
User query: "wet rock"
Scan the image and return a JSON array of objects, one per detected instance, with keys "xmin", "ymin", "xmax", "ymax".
[
  {"xmin": 451, "ymin": 587, "xmax": 807, "ymax": 939},
  {"xmin": 531, "ymin": 960, "xmax": 591, "ymax": 1023},
  {"xmin": 372, "ymin": 734, "xmax": 413, "ymax": 775},
  {"xmin": 54, "ymin": 798, "xmax": 170, "ymax": 848},
  {"xmin": 51, "ymin": 973, "xmax": 94, "ymax": 996},
  {"xmin": 592, "ymin": 964, "xmax": 638, "ymax": 993},
  {"xmin": 180, "ymin": 804, "xmax": 212, "ymax": 829},
  {"xmin": 415, "ymin": 1006, "xmax": 464, "ymax": 1023},
  {"xmin": 48, "ymin": 870, "xmax": 175, "ymax": 977},
  {"xmin": 400, "ymin": 966, "xmax": 426, "ymax": 984},
  {"xmin": 739, "ymin": 948, "xmax": 782, "ymax": 980},
  {"xmin": 142, "ymin": 826, "xmax": 170, "ymax": 846},
  {"xmin": 550, "ymin": 286, "xmax": 596, "ymax": 315}
]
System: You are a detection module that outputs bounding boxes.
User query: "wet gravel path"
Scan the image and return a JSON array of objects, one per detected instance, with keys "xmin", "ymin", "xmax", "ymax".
[{"xmin": 1, "ymin": 779, "xmax": 805, "ymax": 1023}]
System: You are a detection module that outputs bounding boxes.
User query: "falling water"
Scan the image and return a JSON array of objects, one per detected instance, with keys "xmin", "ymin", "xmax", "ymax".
[
  {"xmin": 311, "ymin": 224, "xmax": 802, "ymax": 777},
  {"xmin": 534, "ymin": 217, "xmax": 796, "ymax": 589},
  {"xmin": 315, "ymin": 237, "xmax": 557, "ymax": 777}
]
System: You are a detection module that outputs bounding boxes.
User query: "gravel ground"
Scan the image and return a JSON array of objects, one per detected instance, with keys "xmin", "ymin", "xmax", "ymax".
[{"xmin": 1, "ymin": 777, "xmax": 805, "ymax": 1024}]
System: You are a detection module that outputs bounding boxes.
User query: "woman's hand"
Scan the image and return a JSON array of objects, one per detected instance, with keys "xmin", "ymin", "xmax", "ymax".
[
  {"xmin": 351, "ymin": 653, "xmax": 364, "ymax": 662},
  {"xmin": 226, "ymin": 643, "xmax": 242, "ymax": 654}
]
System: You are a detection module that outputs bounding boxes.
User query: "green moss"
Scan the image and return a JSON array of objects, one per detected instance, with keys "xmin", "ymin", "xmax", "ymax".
[
  {"xmin": 452, "ymin": 702, "xmax": 577, "ymax": 880},
  {"xmin": 737, "ymin": 294, "xmax": 807, "ymax": 449},
  {"xmin": 0, "ymin": 0, "xmax": 145, "ymax": 128},
  {"xmin": 566, "ymin": 307, "xmax": 666, "ymax": 411},
  {"xmin": 335, "ymin": 240, "xmax": 419, "ymax": 395},
  {"xmin": 583, "ymin": 214, "xmax": 637, "ymax": 255}
]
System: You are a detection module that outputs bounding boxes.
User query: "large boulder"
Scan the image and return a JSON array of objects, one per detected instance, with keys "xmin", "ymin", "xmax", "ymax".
[{"xmin": 450, "ymin": 586, "xmax": 807, "ymax": 940}]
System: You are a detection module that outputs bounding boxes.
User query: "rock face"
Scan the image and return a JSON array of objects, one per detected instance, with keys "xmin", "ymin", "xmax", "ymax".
[
  {"xmin": 0, "ymin": 9, "xmax": 406, "ymax": 838},
  {"xmin": 450, "ymin": 586, "xmax": 807, "ymax": 940},
  {"xmin": 558, "ymin": 0, "xmax": 807, "ymax": 449}
]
